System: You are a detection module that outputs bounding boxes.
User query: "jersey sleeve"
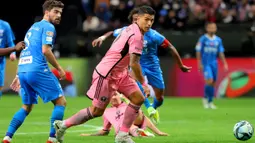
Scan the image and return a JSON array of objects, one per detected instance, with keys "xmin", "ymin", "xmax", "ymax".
[
  {"xmin": 128, "ymin": 33, "xmax": 143, "ymax": 55},
  {"xmin": 153, "ymin": 30, "xmax": 166, "ymax": 46},
  {"xmin": 113, "ymin": 28, "xmax": 124, "ymax": 37},
  {"xmin": 195, "ymin": 36, "xmax": 204, "ymax": 52},
  {"xmin": 5, "ymin": 22, "xmax": 15, "ymax": 47},
  {"xmin": 42, "ymin": 24, "xmax": 55, "ymax": 47},
  {"xmin": 218, "ymin": 38, "xmax": 224, "ymax": 53},
  {"xmin": 102, "ymin": 115, "xmax": 112, "ymax": 131}
]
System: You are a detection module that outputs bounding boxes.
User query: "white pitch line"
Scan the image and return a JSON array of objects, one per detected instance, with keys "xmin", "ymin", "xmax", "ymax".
[
  {"xmin": 15, "ymin": 129, "xmax": 100, "ymax": 135},
  {"xmin": 0, "ymin": 123, "xmax": 102, "ymax": 136}
]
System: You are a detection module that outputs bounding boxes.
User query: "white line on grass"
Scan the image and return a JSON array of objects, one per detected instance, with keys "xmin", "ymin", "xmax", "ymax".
[{"xmin": 0, "ymin": 122, "xmax": 102, "ymax": 136}]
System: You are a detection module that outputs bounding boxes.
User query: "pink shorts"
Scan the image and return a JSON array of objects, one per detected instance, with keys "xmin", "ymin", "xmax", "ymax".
[{"xmin": 87, "ymin": 70, "xmax": 141, "ymax": 109}]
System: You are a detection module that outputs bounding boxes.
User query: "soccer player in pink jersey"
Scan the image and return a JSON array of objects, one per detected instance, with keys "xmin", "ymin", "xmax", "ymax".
[
  {"xmin": 80, "ymin": 92, "xmax": 168, "ymax": 137},
  {"xmin": 53, "ymin": 6, "xmax": 156, "ymax": 143}
]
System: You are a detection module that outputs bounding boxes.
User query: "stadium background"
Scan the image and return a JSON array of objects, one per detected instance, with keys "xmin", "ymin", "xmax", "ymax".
[
  {"xmin": 1, "ymin": 0, "xmax": 255, "ymax": 143},
  {"xmin": 2, "ymin": 0, "xmax": 255, "ymax": 98}
]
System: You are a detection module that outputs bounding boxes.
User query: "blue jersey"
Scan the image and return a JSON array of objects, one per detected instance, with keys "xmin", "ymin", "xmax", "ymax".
[
  {"xmin": 18, "ymin": 20, "xmax": 56, "ymax": 73},
  {"xmin": 113, "ymin": 27, "xmax": 165, "ymax": 67},
  {"xmin": 195, "ymin": 34, "xmax": 224, "ymax": 66},
  {"xmin": 0, "ymin": 20, "xmax": 15, "ymax": 65}
]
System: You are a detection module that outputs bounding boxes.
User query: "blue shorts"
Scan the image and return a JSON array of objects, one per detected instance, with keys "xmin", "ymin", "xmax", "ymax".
[
  {"xmin": 18, "ymin": 71, "xmax": 63, "ymax": 104},
  {"xmin": 203, "ymin": 64, "xmax": 218, "ymax": 81},
  {"xmin": 142, "ymin": 66, "xmax": 165, "ymax": 89}
]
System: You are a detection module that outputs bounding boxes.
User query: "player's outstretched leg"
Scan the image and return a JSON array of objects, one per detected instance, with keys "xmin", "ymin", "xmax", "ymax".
[
  {"xmin": 2, "ymin": 105, "xmax": 32, "ymax": 143},
  {"xmin": 47, "ymin": 96, "xmax": 66, "ymax": 143},
  {"xmin": 54, "ymin": 105, "xmax": 104, "ymax": 143},
  {"xmin": 115, "ymin": 90, "xmax": 144, "ymax": 143}
]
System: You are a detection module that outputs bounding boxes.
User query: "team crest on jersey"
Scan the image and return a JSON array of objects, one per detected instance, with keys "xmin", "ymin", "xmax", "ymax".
[
  {"xmin": 0, "ymin": 30, "xmax": 4, "ymax": 36},
  {"xmin": 46, "ymin": 31, "xmax": 54, "ymax": 37}
]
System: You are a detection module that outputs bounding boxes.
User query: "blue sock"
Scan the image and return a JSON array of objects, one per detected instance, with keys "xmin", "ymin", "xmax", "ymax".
[
  {"xmin": 0, "ymin": 91, "xmax": 2, "ymax": 98},
  {"xmin": 152, "ymin": 97, "xmax": 163, "ymax": 109},
  {"xmin": 6, "ymin": 108, "xmax": 28, "ymax": 138},
  {"xmin": 205, "ymin": 85, "xmax": 215, "ymax": 103},
  {"xmin": 144, "ymin": 98, "xmax": 151, "ymax": 109},
  {"xmin": 136, "ymin": 81, "xmax": 152, "ymax": 109},
  {"xmin": 49, "ymin": 105, "xmax": 65, "ymax": 137}
]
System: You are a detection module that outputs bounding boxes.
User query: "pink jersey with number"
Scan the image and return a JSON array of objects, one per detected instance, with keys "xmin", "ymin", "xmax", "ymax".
[{"xmin": 95, "ymin": 23, "xmax": 143, "ymax": 77}]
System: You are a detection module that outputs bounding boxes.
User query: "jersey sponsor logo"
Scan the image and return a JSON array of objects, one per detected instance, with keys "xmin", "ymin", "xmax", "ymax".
[
  {"xmin": 46, "ymin": 31, "xmax": 54, "ymax": 37},
  {"xmin": 46, "ymin": 37, "xmax": 53, "ymax": 42},
  {"xmin": 0, "ymin": 30, "xmax": 4, "ymax": 36},
  {"xmin": 204, "ymin": 47, "xmax": 218, "ymax": 53},
  {"xmin": 18, "ymin": 56, "xmax": 33, "ymax": 65}
]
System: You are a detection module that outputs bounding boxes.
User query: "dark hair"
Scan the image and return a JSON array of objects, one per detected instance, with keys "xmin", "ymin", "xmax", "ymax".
[
  {"xmin": 128, "ymin": 7, "xmax": 139, "ymax": 23},
  {"xmin": 137, "ymin": 5, "xmax": 156, "ymax": 16},
  {"xmin": 205, "ymin": 22, "xmax": 216, "ymax": 27},
  {"xmin": 42, "ymin": 0, "xmax": 64, "ymax": 13}
]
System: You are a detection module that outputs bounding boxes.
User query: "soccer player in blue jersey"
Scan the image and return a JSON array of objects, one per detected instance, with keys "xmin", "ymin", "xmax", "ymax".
[
  {"xmin": 0, "ymin": 19, "xmax": 19, "ymax": 98},
  {"xmin": 2, "ymin": 1, "xmax": 66, "ymax": 143},
  {"xmin": 195, "ymin": 22, "xmax": 228, "ymax": 109},
  {"xmin": 92, "ymin": 7, "xmax": 191, "ymax": 124}
]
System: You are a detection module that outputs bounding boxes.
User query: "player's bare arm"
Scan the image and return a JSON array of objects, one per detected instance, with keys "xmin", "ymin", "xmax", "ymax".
[
  {"xmin": 144, "ymin": 116, "xmax": 168, "ymax": 136},
  {"xmin": 196, "ymin": 51, "xmax": 203, "ymax": 71},
  {"xmin": 42, "ymin": 44, "xmax": 66, "ymax": 80},
  {"xmin": 167, "ymin": 43, "xmax": 191, "ymax": 72},
  {"xmin": 219, "ymin": 52, "xmax": 228, "ymax": 71},
  {"xmin": 0, "ymin": 41, "xmax": 25, "ymax": 56},
  {"xmin": 130, "ymin": 53, "xmax": 150, "ymax": 95},
  {"xmin": 92, "ymin": 31, "xmax": 114, "ymax": 47}
]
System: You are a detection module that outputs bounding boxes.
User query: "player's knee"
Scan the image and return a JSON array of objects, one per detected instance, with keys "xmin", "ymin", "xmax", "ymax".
[
  {"xmin": 52, "ymin": 96, "xmax": 67, "ymax": 106},
  {"xmin": 22, "ymin": 104, "xmax": 34, "ymax": 114},
  {"xmin": 0, "ymin": 86, "xmax": 3, "ymax": 91},
  {"xmin": 154, "ymin": 89, "xmax": 164, "ymax": 102},
  {"xmin": 90, "ymin": 106, "xmax": 104, "ymax": 117}
]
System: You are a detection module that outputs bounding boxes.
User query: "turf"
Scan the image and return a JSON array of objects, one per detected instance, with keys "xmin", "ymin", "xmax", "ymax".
[{"xmin": 0, "ymin": 96, "xmax": 254, "ymax": 143}]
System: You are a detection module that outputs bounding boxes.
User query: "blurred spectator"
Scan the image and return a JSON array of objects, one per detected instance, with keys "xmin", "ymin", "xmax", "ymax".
[
  {"xmin": 95, "ymin": 2, "xmax": 111, "ymax": 23},
  {"xmin": 82, "ymin": 14, "xmax": 100, "ymax": 32},
  {"xmin": 82, "ymin": 13, "xmax": 108, "ymax": 32}
]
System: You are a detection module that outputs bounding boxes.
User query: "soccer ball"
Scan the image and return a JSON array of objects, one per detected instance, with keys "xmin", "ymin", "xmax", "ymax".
[{"xmin": 233, "ymin": 120, "xmax": 254, "ymax": 141}]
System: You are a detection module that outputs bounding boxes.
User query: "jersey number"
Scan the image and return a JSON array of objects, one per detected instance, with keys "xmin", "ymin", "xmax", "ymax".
[{"xmin": 24, "ymin": 32, "xmax": 32, "ymax": 50}]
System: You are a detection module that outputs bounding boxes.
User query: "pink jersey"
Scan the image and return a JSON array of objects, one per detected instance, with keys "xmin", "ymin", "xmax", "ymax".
[
  {"xmin": 102, "ymin": 102, "xmax": 146, "ymax": 134},
  {"xmin": 96, "ymin": 23, "xmax": 143, "ymax": 77}
]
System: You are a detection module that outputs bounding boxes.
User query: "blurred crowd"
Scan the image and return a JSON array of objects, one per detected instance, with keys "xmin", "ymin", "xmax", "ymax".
[{"xmin": 80, "ymin": 0, "xmax": 255, "ymax": 32}]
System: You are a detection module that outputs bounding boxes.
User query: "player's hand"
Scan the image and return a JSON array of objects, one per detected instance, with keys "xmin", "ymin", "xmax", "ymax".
[
  {"xmin": 9, "ymin": 53, "xmax": 16, "ymax": 61},
  {"xmin": 157, "ymin": 131, "xmax": 169, "ymax": 136},
  {"xmin": 92, "ymin": 38, "xmax": 103, "ymax": 47},
  {"xmin": 10, "ymin": 76, "xmax": 20, "ymax": 92},
  {"xmin": 180, "ymin": 65, "xmax": 192, "ymax": 72},
  {"xmin": 58, "ymin": 67, "xmax": 66, "ymax": 80},
  {"xmin": 224, "ymin": 64, "xmax": 228, "ymax": 72},
  {"xmin": 142, "ymin": 84, "xmax": 150, "ymax": 97},
  {"xmin": 15, "ymin": 41, "xmax": 25, "ymax": 52}
]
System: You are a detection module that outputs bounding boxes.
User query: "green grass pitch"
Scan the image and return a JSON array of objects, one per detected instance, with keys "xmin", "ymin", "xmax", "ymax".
[{"xmin": 0, "ymin": 96, "xmax": 255, "ymax": 143}]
